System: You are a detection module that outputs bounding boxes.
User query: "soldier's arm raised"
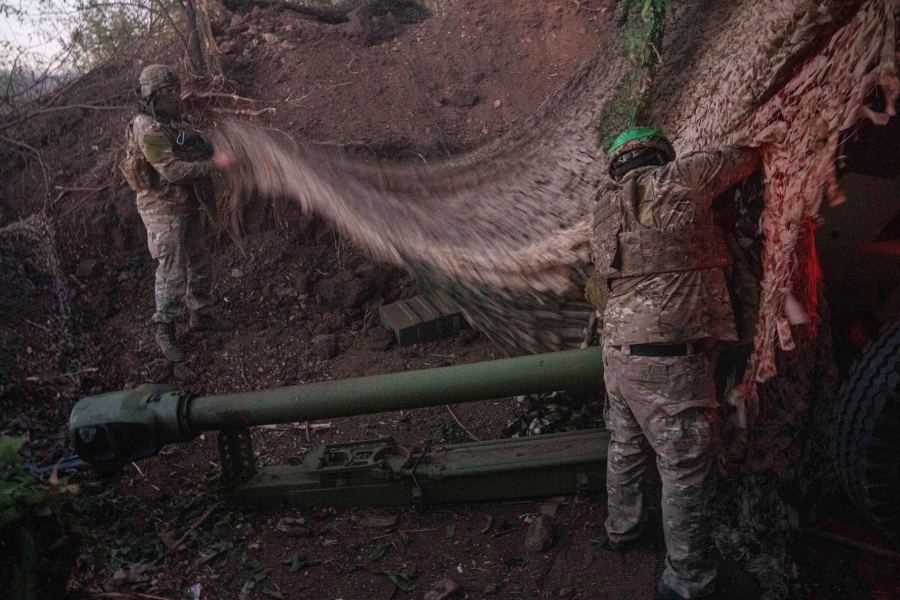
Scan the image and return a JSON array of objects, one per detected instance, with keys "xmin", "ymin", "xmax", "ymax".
[
  {"xmin": 672, "ymin": 147, "xmax": 762, "ymax": 208},
  {"xmin": 137, "ymin": 123, "xmax": 214, "ymax": 184}
]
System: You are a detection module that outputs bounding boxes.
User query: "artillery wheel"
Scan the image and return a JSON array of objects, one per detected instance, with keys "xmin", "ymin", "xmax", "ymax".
[{"xmin": 833, "ymin": 320, "xmax": 900, "ymax": 545}]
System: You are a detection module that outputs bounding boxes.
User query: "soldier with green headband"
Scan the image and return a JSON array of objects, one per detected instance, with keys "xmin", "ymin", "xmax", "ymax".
[
  {"xmin": 121, "ymin": 64, "xmax": 237, "ymax": 363},
  {"xmin": 590, "ymin": 127, "xmax": 760, "ymax": 600}
]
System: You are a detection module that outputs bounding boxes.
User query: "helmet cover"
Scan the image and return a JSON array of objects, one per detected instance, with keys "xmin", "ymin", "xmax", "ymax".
[{"xmin": 139, "ymin": 64, "xmax": 180, "ymax": 99}]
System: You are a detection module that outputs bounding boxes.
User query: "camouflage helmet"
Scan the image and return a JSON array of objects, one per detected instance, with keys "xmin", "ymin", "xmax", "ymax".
[
  {"xmin": 138, "ymin": 64, "xmax": 180, "ymax": 98},
  {"xmin": 607, "ymin": 126, "xmax": 675, "ymax": 179}
]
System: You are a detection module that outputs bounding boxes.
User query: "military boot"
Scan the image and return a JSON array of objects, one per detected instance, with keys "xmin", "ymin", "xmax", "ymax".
[
  {"xmin": 154, "ymin": 322, "xmax": 185, "ymax": 363},
  {"xmin": 654, "ymin": 586, "xmax": 685, "ymax": 600},
  {"xmin": 597, "ymin": 530, "xmax": 645, "ymax": 554},
  {"xmin": 654, "ymin": 583, "xmax": 718, "ymax": 600},
  {"xmin": 189, "ymin": 312, "xmax": 234, "ymax": 332}
]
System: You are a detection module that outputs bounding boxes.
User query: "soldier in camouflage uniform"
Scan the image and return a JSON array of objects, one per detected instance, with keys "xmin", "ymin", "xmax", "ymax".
[
  {"xmin": 122, "ymin": 65, "xmax": 235, "ymax": 362},
  {"xmin": 589, "ymin": 128, "xmax": 760, "ymax": 600}
]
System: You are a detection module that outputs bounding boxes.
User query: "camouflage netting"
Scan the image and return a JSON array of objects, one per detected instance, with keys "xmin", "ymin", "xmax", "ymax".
[
  {"xmin": 209, "ymin": 7, "xmax": 897, "ymax": 594},
  {"xmin": 214, "ymin": 0, "xmax": 897, "ymax": 411}
]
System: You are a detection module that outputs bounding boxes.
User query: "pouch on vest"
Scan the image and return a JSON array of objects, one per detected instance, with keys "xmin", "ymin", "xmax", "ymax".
[
  {"xmin": 591, "ymin": 182, "xmax": 625, "ymax": 277},
  {"xmin": 121, "ymin": 120, "xmax": 158, "ymax": 192},
  {"xmin": 584, "ymin": 270, "xmax": 610, "ymax": 313},
  {"xmin": 592, "ymin": 174, "xmax": 731, "ymax": 279}
]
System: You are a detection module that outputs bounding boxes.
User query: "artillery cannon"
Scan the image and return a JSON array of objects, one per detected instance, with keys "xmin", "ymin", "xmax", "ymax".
[
  {"xmin": 69, "ymin": 347, "xmax": 609, "ymax": 506},
  {"xmin": 67, "ymin": 326, "xmax": 900, "ymax": 542}
]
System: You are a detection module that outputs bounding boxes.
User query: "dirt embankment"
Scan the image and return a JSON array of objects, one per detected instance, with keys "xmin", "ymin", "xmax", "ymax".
[
  {"xmin": 3, "ymin": 2, "xmax": 897, "ymax": 598},
  {"xmin": 3, "ymin": 0, "xmax": 610, "ymax": 398},
  {"xmin": 1, "ymin": 3, "xmax": 660, "ymax": 599}
]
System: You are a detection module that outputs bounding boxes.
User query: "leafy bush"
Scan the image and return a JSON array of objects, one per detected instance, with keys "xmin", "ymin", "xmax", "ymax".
[{"xmin": 0, "ymin": 436, "xmax": 81, "ymax": 600}]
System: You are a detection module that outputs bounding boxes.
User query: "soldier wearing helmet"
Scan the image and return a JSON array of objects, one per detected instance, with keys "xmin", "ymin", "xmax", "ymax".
[
  {"xmin": 589, "ymin": 127, "xmax": 760, "ymax": 600},
  {"xmin": 122, "ymin": 64, "xmax": 237, "ymax": 362}
]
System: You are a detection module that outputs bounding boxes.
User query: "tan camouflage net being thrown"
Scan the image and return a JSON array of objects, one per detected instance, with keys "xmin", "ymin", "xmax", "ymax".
[{"xmin": 211, "ymin": 0, "xmax": 898, "ymax": 418}]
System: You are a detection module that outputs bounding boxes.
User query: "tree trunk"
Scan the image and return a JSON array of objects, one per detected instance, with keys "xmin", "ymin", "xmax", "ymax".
[{"xmin": 182, "ymin": 0, "xmax": 223, "ymax": 80}]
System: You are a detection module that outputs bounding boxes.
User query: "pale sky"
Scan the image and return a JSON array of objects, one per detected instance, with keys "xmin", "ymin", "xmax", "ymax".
[{"xmin": 1, "ymin": 0, "xmax": 70, "ymax": 69}]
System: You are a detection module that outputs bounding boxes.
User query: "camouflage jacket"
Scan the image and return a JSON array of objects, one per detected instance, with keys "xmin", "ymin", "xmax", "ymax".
[
  {"xmin": 593, "ymin": 147, "xmax": 760, "ymax": 345},
  {"xmin": 126, "ymin": 113, "xmax": 214, "ymax": 216}
]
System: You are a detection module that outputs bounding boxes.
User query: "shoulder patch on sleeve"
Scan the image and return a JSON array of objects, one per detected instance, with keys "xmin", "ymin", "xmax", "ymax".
[{"xmin": 141, "ymin": 131, "xmax": 171, "ymax": 164}]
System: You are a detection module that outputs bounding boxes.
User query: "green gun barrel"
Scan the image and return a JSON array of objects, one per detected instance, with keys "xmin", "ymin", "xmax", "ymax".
[
  {"xmin": 192, "ymin": 346, "xmax": 603, "ymax": 430},
  {"xmin": 69, "ymin": 346, "xmax": 603, "ymax": 469}
]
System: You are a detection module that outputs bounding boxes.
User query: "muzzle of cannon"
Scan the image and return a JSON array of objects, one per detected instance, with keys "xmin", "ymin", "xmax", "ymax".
[{"xmin": 69, "ymin": 347, "xmax": 609, "ymax": 506}]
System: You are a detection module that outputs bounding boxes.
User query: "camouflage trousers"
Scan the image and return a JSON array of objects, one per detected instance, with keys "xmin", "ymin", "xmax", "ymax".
[
  {"xmin": 603, "ymin": 343, "xmax": 718, "ymax": 599},
  {"xmin": 138, "ymin": 205, "xmax": 211, "ymax": 324}
]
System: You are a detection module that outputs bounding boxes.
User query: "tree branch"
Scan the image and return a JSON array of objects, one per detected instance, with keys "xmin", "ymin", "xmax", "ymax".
[
  {"xmin": 209, "ymin": 105, "xmax": 276, "ymax": 117},
  {"xmin": 0, "ymin": 133, "xmax": 50, "ymax": 200},
  {"xmin": 1, "ymin": 102, "xmax": 126, "ymax": 133},
  {"xmin": 181, "ymin": 90, "xmax": 257, "ymax": 103}
]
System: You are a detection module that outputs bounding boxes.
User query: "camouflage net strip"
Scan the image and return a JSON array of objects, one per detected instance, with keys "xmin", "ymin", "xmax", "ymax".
[
  {"xmin": 213, "ymin": 1, "xmax": 898, "ymax": 407},
  {"xmin": 731, "ymin": 0, "xmax": 896, "ymax": 419}
]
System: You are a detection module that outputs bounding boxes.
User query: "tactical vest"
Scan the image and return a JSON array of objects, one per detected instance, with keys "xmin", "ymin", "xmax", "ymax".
[
  {"xmin": 591, "ymin": 174, "xmax": 731, "ymax": 280},
  {"xmin": 171, "ymin": 127, "xmax": 214, "ymax": 162},
  {"xmin": 121, "ymin": 116, "xmax": 213, "ymax": 192}
]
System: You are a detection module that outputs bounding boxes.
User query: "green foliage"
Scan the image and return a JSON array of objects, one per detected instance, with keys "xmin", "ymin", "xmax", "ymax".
[
  {"xmin": 0, "ymin": 436, "xmax": 26, "ymax": 466},
  {"xmin": 620, "ymin": 0, "xmax": 669, "ymax": 66},
  {"xmin": 0, "ymin": 437, "xmax": 48, "ymax": 530},
  {"xmin": 1, "ymin": 436, "xmax": 80, "ymax": 600},
  {"xmin": 432, "ymin": 418, "xmax": 472, "ymax": 445},
  {"xmin": 70, "ymin": 1, "xmax": 152, "ymax": 68},
  {"xmin": 1, "ymin": 0, "xmax": 162, "ymax": 100},
  {"xmin": 596, "ymin": 0, "xmax": 671, "ymax": 149},
  {"xmin": 109, "ymin": 538, "xmax": 166, "ymax": 571},
  {"xmin": 379, "ymin": 569, "xmax": 417, "ymax": 592}
]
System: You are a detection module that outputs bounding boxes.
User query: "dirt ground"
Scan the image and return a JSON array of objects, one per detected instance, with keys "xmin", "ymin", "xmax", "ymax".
[{"xmin": 2, "ymin": 1, "xmax": 899, "ymax": 599}]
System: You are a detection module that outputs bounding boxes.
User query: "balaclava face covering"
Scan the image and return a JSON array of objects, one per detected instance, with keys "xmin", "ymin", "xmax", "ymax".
[{"xmin": 154, "ymin": 86, "xmax": 182, "ymax": 119}]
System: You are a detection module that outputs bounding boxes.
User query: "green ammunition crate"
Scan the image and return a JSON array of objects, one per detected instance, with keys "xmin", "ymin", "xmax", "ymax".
[{"xmin": 379, "ymin": 294, "xmax": 466, "ymax": 345}]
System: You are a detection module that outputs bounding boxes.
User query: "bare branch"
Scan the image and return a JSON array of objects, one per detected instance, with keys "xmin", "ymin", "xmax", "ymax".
[
  {"xmin": 181, "ymin": 90, "xmax": 258, "ymax": 104},
  {"xmin": 1, "ymin": 101, "xmax": 126, "ymax": 133},
  {"xmin": 210, "ymin": 106, "xmax": 277, "ymax": 117},
  {"xmin": 0, "ymin": 133, "xmax": 50, "ymax": 200},
  {"xmin": 54, "ymin": 185, "xmax": 111, "ymax": 192},
  {"xmin": 149, "ymin": 0, "xmax": 189, "ymax": 52}
]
